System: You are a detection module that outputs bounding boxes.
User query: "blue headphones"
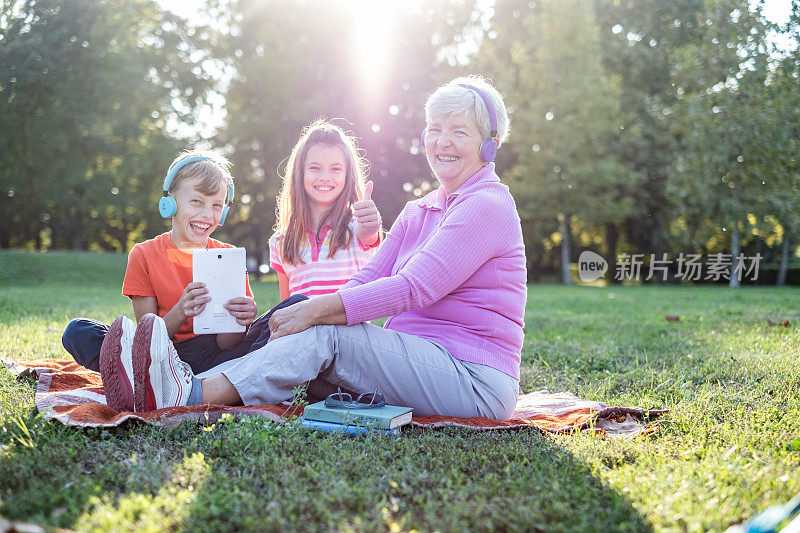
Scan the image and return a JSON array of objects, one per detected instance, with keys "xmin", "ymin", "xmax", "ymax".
[
  {"xmin": 420, "ymin": 83, "xmax": 500, "ymax": 163},
  {"xmin": 158, "ymin": 155, "xmax": 235, "ymax": 226}
]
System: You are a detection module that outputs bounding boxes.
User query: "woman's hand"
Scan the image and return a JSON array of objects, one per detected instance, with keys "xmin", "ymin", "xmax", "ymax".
[
  {"xmin": 354, "ymin": 181, "xmax": 381, "ymax": 245},
  {"xmin": 224, "ymin": 296, "xmax": 257, "ymax": 326},
  {"xmin": 268, "ymin": 293, "xmax": 348, "ymax": 341},
  {"xmin": 268, "ymin": 299, "xmax": 317, "ymax": 341}
]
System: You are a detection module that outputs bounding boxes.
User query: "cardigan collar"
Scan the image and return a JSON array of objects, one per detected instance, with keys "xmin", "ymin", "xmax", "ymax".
[{"xmin": 418, "ymin": 163, "xmax": 498, "ymax": 211}]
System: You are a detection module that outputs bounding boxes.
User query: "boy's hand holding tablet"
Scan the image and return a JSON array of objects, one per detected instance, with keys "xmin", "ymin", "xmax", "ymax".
[
  {"xmin": 176, "ymin": 281, "xmax": 212, "ymax": 319},
  {"xmin": 223, "ymin": 295, "xmax": 257, "ymax": 326},
  {"xmin": 175, "ymin": 281, "xmax": 255, "ymax": 326}
]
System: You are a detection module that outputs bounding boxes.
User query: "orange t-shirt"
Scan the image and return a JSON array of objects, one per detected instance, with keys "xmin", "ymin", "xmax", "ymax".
[{"xmin": 122, "ymin": 232, "xmax": 254, "ymax": 343}]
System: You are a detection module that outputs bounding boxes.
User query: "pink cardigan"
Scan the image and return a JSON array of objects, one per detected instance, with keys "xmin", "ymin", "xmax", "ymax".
[{"xmin": 338, "ymin": 164, "xmax": 527, "ymax": 379}]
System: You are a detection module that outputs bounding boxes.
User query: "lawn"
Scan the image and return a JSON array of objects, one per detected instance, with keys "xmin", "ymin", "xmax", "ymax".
[{"xmin": 1, "ymin": 250, "xmax": 798, "ymax": 532}]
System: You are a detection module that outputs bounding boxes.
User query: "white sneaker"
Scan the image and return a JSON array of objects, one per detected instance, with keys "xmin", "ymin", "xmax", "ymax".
[
  {"xmin": 99, "ymin": 315, "xmax": 137, "ymax": 412},
  {"xmin": 132, "ymin": 314, "xmax": 194, "ymax": 411}
]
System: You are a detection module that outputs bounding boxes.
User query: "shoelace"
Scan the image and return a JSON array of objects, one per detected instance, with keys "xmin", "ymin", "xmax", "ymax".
[
  {"xmin": 168, "ymin": 345, "xmax": 193, "ymax": 382},
  {"xmin": 178, "ymin": 361, "xmax": 193, "ymax": 382}
]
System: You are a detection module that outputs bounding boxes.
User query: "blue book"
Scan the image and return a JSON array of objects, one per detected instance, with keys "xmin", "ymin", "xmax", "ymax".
[
  {"xmin": 298, "ymin": 418, "xmax": 401, "ymax": 436},
  {"xmin": 302, "ymin": 401, "xmax": 413, "ymax": 429}
]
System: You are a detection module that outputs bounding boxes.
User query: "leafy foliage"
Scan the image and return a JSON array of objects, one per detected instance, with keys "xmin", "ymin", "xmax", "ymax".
[
  {"xmin": 0, "ymin": 0, "xmax": 221, "ymax": 251},
  {"xmin": 1, "ymin": 0, "xmax": 799, "ymax": 280},
  {"xmin": 476, "ymin": 0, "xmax": 637, "ymax": 278}
]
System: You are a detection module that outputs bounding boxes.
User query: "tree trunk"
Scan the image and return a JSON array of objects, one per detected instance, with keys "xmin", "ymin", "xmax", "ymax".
[
  {"xmin": 777, "ymin": 229, "xmax": 790, "ymax": 287},
  {"xmin": 25, "ymin": 221, "xmax": 38, "ymax": 249},
  {"xmin": 729, "ymin": 220, "xmax": 740, "ymax": 288},
  {"xmin": 606, "ymin": 222, "xmax": 618, "ymax": 284},
  {"xmin": 651, "ymin": 222, "xmax": 666, "ymax": 283},
  {"xmin": 0, "ymin": 214, "xmax": 10, "ymax": 248},
  {"xmin": 71, "ymin": 215, "xmax": 84, "ymax": 251},
  {"xmin": 560, "ymin": 215, "xmax": 572, "ymax": 285},
  {"xmin": 529, "ymin": 250, "xmax": 541, "ymax": 283},
  {"xmin": 121, "ymin": 228, "xmax": 129, "ymax": 253}
]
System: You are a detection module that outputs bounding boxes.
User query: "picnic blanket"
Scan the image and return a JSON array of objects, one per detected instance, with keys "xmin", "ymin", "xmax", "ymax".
[{"xmin": 4, "ymin": 359, "xmax": 667, "ymax": 436}]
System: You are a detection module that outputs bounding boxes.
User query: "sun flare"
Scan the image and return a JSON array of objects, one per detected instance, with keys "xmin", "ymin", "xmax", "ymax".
[{"xmin": 350, "ymin": 0, "xmax": 396, "ymax": 86}]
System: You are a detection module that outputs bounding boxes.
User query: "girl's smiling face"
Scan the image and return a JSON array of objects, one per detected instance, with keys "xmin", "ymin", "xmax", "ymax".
[
  {"xmin": 303, "ymin": 144, "xmax": 347, "ymax": 213},
  {"xmin": 169, "ymin": 176, "xmax": 227, "ymax": 248}
]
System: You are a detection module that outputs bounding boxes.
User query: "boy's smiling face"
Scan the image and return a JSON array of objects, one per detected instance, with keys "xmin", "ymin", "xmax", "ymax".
[{"xmin": 169, "ymin": 176, "xmax": 227, "ymax": 248}]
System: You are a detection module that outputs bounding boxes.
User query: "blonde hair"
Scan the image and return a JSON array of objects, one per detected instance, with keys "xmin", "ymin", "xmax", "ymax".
[
  {"xmin": 275, "ymin": 120, "xmax": 368, "ymax": 265},
  {"xmin": 167, "ymin": 150, "xmax": 233, "ymax": 199}
]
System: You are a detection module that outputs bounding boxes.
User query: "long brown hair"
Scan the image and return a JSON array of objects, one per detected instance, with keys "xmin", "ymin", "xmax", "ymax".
[{"xmin": 275, "ymin": 120, "xmax": 368, "ymax": 265}]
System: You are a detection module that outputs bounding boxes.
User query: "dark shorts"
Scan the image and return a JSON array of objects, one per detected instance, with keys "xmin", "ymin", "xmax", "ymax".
[{"xmin": 61, "ymin": 294, "xmax": 308, "ymax": 374}]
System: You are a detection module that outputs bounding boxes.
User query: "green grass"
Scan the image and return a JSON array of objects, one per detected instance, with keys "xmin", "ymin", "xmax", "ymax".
[{"xmin": 1, "ymin": 250, "xmax": 799, "ymax": 532}]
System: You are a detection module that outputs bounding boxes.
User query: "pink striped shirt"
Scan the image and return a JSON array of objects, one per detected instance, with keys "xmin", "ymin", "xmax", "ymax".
[{"xmin": 269, "ymin": 218, "xmax": 379, "ymax": 297}]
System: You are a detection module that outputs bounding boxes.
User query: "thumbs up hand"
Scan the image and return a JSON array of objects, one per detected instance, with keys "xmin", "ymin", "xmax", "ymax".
[
  {"xmin": 353, "ymin": 180, "xmax": 381, "ymax": 246},
  {"xmin": 362, "ymin": 180, "xmax": 373, "ymax": 202}
]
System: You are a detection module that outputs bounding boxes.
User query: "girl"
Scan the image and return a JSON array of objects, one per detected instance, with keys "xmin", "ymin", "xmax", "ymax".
[{"xmin": 269, "ymin": 120, "xmax": 382, "ymax": 299}]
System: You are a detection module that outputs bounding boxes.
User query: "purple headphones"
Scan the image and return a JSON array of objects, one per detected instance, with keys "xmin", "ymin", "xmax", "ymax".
[{"xmin": 420, "ymin": 83, "xmax": 500, "ymax": 163}]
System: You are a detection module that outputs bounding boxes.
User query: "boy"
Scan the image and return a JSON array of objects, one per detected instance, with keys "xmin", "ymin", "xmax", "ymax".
[{"xmin": 62, "ymin": 151, "xmax": 305, "ymax": 392}]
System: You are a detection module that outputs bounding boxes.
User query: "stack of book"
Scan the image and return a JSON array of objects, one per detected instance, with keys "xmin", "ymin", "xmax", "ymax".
[{"xmin": 300, "ymin": 401, "xmax": 413, "ymax": 435}]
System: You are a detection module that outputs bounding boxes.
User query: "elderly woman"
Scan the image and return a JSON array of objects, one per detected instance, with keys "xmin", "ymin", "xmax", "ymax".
[{"xmin": 104, "ymin": 76, "xmax": 527, "ymax": 420}]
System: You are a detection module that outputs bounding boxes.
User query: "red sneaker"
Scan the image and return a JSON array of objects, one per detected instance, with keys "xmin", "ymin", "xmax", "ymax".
[
  {"xmin": 98, "ymin": 315, "xmax": 136, "ymax": 412},
  {"xmin": 132, "ymin": 314, "xmax": 193, "ymax": 411}
]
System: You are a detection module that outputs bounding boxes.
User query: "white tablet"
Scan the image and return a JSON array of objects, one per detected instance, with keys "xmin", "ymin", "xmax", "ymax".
[{"xmin": 192, "ymin": 247, "xmax": 247, "ymax": 335}]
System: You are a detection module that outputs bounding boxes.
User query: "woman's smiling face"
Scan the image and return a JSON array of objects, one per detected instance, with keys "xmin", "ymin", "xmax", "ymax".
[{"xmin": 424, "ymin": 111, "xmax": 485, "ymax": 194}]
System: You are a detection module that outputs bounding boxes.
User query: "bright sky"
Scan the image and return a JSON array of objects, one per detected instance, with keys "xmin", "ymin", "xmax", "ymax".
[
  {"xmin": 760, "ymin": 0, "xmax": 793, "ymax": 24},
  {"xmin": 160, "ymin": 0, "xmax": 795, "ymax": 31},
  {"xmin": 758, "ymin": 0, "xmax": 796, "ymax": 54},
  {"xmin": 158, "ymin": 0, "xmax": 795, "ymax": 140}
]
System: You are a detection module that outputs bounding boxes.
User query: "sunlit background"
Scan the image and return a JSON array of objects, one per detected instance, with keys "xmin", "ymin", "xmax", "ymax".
[
  {"xmin": 157, "ymin": 0, "xmax": 795, "ymax": 138},
  {"xmin": 2, "ymin": 0, "xmax": 799, "ymax": 284}
]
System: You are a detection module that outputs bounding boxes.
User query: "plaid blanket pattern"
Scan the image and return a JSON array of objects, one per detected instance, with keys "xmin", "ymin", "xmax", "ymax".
[{"xmin": 4, "ymin": 359, "xmax": 666, "ymax": 435}]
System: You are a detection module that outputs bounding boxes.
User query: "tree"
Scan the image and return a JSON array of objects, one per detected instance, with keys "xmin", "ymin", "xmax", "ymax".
[
  {"xmin": 475, "ymin": 0, "xmax": 636, "ymax": 283},
  {"xmin": 764, "ymin": 5, "xmax": 800, "ymax": 285},
  {"xmin": 667, "ymin": 0, "xmax": 780, "ymax": 286},
  {"xmin": 770, "ymin": 75, "xmax": 800, "ymax": 285},
  {"xmin": 0, "ymin": 0, "xmax": 221, "ymax": 250},
  {"xmin": 593, "ymin": 0, "xmax": 734, "ymax": 281}
]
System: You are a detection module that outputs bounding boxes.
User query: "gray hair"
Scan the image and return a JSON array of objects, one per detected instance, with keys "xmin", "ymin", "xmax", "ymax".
[{"xmin": 424, "ymin": 75, "xmax": 510, "ymax": 144}]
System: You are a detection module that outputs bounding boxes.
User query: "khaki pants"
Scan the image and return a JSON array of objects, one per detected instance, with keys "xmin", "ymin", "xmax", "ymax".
[{"xmin": 208, "ymin": 322, "xmax": 519, "ymax": 420}]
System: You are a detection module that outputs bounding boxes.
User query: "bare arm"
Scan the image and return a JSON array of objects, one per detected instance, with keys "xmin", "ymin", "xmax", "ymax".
[
  {"xmin": 132, "ymin": 293, "xmax": 205, "ymax": 342},
  {"xmin": 277, "ymin": 271, "xmax": 291, "ymax": 301},
  {"xmin": 131, "ymin": 296, "xmax": 158, "ymax": 323},
  {"xmin": 132, "ymin": 285, "xmax": 206, "ymax": 339},
  {"xmin": 167, "ymin": 282, "xmax": 211, "ymax": 339}
]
